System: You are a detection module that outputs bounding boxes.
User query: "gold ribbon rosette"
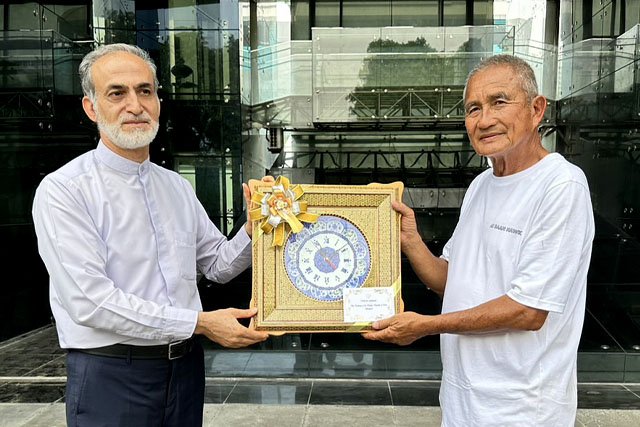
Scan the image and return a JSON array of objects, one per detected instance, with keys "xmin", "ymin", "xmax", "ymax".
[{"xmin": 249, "ymin": 176, "xmax": 319, "ymax": 246}]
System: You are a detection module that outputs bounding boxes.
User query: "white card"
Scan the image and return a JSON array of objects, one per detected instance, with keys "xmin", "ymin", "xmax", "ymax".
[{"xmin": 343, "ymin": 287, "xmax": 395, "ymax": 323}]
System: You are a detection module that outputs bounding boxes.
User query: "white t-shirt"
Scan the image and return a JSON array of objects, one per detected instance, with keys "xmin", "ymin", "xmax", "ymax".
[{"xmin": 439, "ymin": 153, "xmax": 594, "ymax": 427}]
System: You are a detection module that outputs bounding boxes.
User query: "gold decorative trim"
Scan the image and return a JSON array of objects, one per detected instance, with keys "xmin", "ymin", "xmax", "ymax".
[{"xmin": 249, "ymin": 181, "xmax": 404, "ymax": 333}]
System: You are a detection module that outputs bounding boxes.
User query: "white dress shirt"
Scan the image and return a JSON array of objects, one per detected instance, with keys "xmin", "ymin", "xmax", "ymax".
[{"xmin": 32, "ymin": 141, "xmax": 252, "ymax": 348}]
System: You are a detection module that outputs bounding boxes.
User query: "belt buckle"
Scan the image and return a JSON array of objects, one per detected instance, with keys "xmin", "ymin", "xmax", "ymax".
[{"xmin": 168, "ymin": 340, "xmax": 186, "ymax": 360}]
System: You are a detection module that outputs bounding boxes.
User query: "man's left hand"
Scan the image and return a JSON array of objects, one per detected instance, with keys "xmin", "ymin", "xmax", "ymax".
[{"xmin": 361, "ymin": 311, "xmax": 429, "ymax": 346}]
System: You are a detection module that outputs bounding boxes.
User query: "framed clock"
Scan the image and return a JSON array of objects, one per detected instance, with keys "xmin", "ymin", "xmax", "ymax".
[{"xmin": 249, "ymin": 180, "xmax": 403, "ymax": 333}]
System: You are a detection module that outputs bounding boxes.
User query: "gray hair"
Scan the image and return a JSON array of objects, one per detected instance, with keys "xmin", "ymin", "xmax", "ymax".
[
  {"xmin": 79, "ymin": 43, "xmax": 159, "ymax": 102},
  {"xmin": 463, "ymin": 54, "xmax": 539, "ymax": 102}
]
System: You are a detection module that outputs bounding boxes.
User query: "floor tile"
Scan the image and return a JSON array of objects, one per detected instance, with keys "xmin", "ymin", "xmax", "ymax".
[
  {"xmin": 304, "ymin": 405, "xmax": 395, "ymax": 427},
  {"xmin": 25, "ymin": 356, "xmax": 66, "ymax": 377},
  {"xmin": 0, "ymin": 354, "xmax": 61, "ymax": 377},
  {"xmin": 225, "ymin": 381, "xmax": 311, "ymax": 405},
  {"xmin": 578, "ymin": 384, "xmax": 640, "ymax": 409},
  {"xmin": 0, "ymin": 383, "xmax": 65, "ymax": 404},
  {"xmin": 203, "ymin": 382, "xmax": 236, "ymax": 404},
  {"xmin": 575, "ymin": 408, "xmax": 640, "ymax": 427},
  {"xmin": 0, "ymin": 403, "xmax": 59, "ymax": 427},
  {"xmin": 205, "ymin": 404, "xmax": 306, "ymax": 427},
  {"xmin": 389, "ymin": 381, "xmax": 441, "ymax": 406},
  {"xmin": 309, "ymin": 381, "xmax": 391, "ymax": 405},
  {"xmin": 2, "ymin": 325, "xmax": 640, "ymax": 413},
  {"xmin": 393, "ymin": 406, "xmax": 442, "ymax": 426}
]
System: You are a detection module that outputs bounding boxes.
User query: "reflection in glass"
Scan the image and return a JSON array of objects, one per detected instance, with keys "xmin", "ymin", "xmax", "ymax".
[
  {"xmin": 342, "ymin": 0, "xmax": 391, "ymax": 28},
  {"xmin": 472, "ymin": 0, "xmax": 493, "ymax": 26},
  {"xmin": 8, "ymin": 3, "xmax": 40, "ymax": 31},
  {"xmin": 92, "ymin": 0, "xmax": 136, "ymax": 44},
  {"xmin": 392, "ymin": 1, "xmax": 439, "ymax": 27},
  {"xmin": 315, "ymin": 1, "xmax": 340, "ymax": 28},
  {"xmin": 443, "ymin": 0, "xmax": 466, "ymax": 26},
  {"xmin": 41, "ymin": 4, "xmax": 89, "ymax": 40},
  {"xmin": 292, "ymin": 0, "xmax": 309, "ymax": 40}
]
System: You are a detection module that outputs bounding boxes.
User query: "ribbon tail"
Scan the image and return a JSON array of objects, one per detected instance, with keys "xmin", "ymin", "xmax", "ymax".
[
  {"xmin": 272, "ymin": 223, "xmax": 286, "ymax": 246},
  {"xmin": 260, "ymin": 219, "xmax": 274, "ymax": 235},
  {"xmin": 252, "ymin": 226, "xmax": 264, "ymax": 247},
  {"xmin": 281, "ymin": 211, "xmax": 304, "ymax": 233},
  {"xmin": 290, "ymin": 184, "xmax": 305, "ymax": 200},
  {"xmin": 297, "ymin": 212, "xmax": 320, "ymax": 223},
  {"xmin": 249, "ymin": 207, "xmax": 264, "ymax": 222},
  {"xmin": 251, "ymin": 191, "xmax": 265, "ymax": 205},
  {"xmin": 274, "ymin": 176, "xmax": 290, "ymax": 190}
]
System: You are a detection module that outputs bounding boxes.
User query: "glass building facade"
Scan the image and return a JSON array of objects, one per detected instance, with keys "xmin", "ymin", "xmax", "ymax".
[{"xmin": 2, "ymin": 0, "xmax": 640, "ymax": 382}]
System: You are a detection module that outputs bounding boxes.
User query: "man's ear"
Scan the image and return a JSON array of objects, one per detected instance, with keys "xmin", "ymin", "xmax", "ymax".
[
  {"xmin": 82, "ymin": 96, "xmax": 98, "ymax": 123},
  {"xmin": 531, "ymin": 94, "xmax": 547, "ymax": 127}
]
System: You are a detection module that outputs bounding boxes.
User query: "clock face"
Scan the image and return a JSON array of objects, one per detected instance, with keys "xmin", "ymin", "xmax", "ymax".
[{"xmin": 284, "ymin": 215, "xmax": 371, "ymax": 302}]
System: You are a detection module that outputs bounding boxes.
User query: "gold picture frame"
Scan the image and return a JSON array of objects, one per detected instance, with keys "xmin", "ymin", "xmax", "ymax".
[{"xmin": 249, "ymin": 180, "xmax": 404, "ymax": 333}]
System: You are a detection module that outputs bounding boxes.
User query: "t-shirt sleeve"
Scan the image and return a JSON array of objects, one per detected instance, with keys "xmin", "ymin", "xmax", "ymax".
[{"xmin": 507, "ymin": 180, "xmax": 594, "ymax": 313}]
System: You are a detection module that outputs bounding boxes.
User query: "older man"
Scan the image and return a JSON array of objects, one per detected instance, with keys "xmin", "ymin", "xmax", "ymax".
[
  {"xmin": 32, "ymin": 43, "xmax": 269, "ymax": 426},
  {"xmin": 364, "ymin": 55, "xmax": 594, "ymax": 426}
]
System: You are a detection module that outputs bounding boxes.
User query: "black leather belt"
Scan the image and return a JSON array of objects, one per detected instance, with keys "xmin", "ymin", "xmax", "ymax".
[{"xmin": 73, "ymin": 338, "xmax": 194, "ymax": 360}]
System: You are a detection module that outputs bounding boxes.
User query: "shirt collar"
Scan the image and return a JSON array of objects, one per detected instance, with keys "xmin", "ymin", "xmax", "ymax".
[{"xmin": 95, "ymin": 140, "xmax": 151, "ymax": 175}]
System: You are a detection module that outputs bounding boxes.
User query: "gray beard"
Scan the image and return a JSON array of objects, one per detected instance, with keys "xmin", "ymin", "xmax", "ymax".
[{"xmin": 96, "ymin": 111, "xmax": 159, "ymax": 150}]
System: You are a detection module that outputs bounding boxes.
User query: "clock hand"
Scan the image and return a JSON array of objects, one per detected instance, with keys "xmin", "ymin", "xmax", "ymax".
[
  {"xmin": 317, "ymin": 248, "xmax": 337, "ymax": 271},
  {"xmin": 324, "ymin": 256, "xmax": 337, "ymax": 270}
]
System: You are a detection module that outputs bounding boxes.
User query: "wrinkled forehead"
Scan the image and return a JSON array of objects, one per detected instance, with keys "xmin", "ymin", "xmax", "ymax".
[
  {"xmin": 92, "ymin": 52, "xmax": 156, "ymax": 89},
  {"xmin": 465, "ymin": 65, "xmax": 522, "ymax": 100}
]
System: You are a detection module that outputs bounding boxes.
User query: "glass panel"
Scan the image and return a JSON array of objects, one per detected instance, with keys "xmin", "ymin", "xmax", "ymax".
[
  {"xmin": 626, "ymin": 0, "xmax": 640, "ymax": 33},
  {"xmin": 0, "ymin": 29, "xmax": 88, "ymax": 94},
  {"xmin": 558, "ymin": 0, "xmax": 575, "ymax": 46},
  {"xmin": 590, "ymin": 0, "xmax": 619, "ymax": 38},
  {"xmin": 256, "ymin": 0, "xmax": 291, "ymax": 46},
  {"xmin": 167, "ymin": 0, "xmax": 235, "ymax": 30},
  {"xmin": 8, "ymin": 3, "xmax": 40, "ymax": 31},
  {"xmin": 0, "ymin": 30, "xmax": 47, "ymax": 89},
  {"xmin": 291, "ymin": 41, "xmax": 312, "ymax": 97},
  {"xmin": 312, "ymin": 27, "xmax": 382, "ymax": 122},
  {"xmin": 314, "ymin": 0, "xmax": 339, "ymax": 27},
  {"xmin": 442, "ymin": 0, "xmax": 466, "ymax": 26},
  {"xmin": 167, "ymin": 0, "xmax": 197, "ymax": 30},
  {"xmin": 175, "ymin": 156, "xmax": 228, "ymax": 230},
  {"xmin": 342, "ymin": 0, "xmax": 391, "ymax": 28},
  {"xmin": 472, "ymin": 0, "xmax": 493, "ymax": 26},
  {"xmin": 312, "ymin": 26, "xmax": 515, "ymax": 124},
  {"xmin": 379, "ymin": 27, "xmax": 447, "ymax": 86},
  {"xmin": 41, "ymin": 4, "xmax": 90, "ymax": 40},
  {"xmin": 143, "ymin": 28, "xmax": 239, "ymax": 98},
  {"xmin": 573, "ymin": 0, "xmax": 584, "ymax": 41},
  {"xmin": 161, "ymin": 101, "xmax": 242, "ymax": 230},
  {"xmin": 557, "ymin": 27, "xmax": 639, "ymax": 123},
  {"xmin": 292, "ymin": 0, "xmax": 309, "ymax": 40},
  {"xmin": 92, "ymin": 0, "xmax": 136, "ymax": 44},
  {"xmin": 391, "ymin": 0, "xmax": 439, "ymax": 27},
  {"xmin": 246, "ymin": 40, "xmax": 312, "ymax": 126}
]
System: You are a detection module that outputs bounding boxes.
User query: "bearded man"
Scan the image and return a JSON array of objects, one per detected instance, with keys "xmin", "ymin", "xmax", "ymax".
[{"xmin": 32, "ymin": 43, "xmax": 269, "ymax": 426}]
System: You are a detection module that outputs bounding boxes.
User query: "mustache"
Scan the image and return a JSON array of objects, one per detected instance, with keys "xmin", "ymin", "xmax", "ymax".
[{"xmin": 119, "ymin": 113, "xmax": 153, "ymax": 124}]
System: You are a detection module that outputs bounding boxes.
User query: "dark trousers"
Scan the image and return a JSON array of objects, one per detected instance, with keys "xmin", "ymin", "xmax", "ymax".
[{"xmin": 65, "ymin": 342, "xmax": 205, "ymax": 427}]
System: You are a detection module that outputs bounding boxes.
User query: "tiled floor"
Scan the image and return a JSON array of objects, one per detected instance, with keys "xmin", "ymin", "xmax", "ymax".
[{"xmin": 2, "ymin": 325, "xmax": 640, "ymax": 426}]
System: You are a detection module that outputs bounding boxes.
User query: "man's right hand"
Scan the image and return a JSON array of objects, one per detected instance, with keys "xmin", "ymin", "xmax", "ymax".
[
  {"xmin": 195, "ymin": 308, "xmax": 269, "ymax": 348},
  {"xmin": 392, "ymin": 200, "xmax": 423, "ymax": 254}
]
